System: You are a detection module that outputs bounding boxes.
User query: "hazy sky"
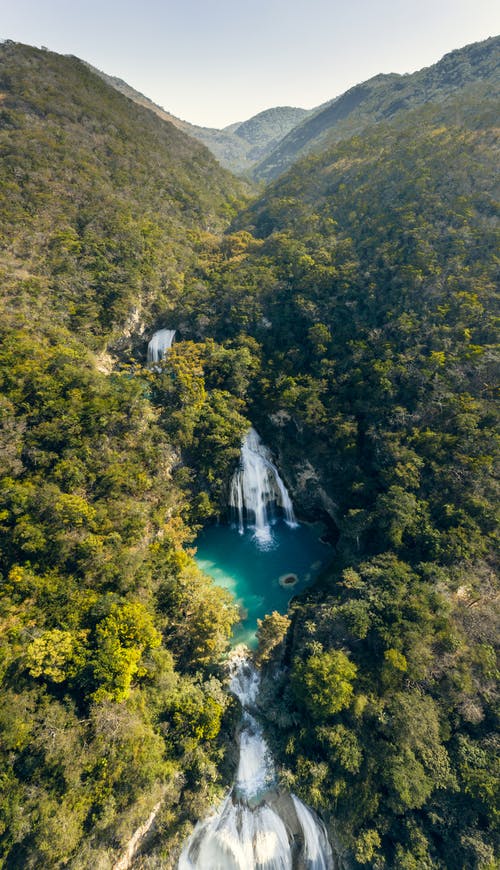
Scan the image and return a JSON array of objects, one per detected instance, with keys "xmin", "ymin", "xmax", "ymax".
[{"xmin": 2, "ymin": 0, "xmax": 499, "ymax": 127}]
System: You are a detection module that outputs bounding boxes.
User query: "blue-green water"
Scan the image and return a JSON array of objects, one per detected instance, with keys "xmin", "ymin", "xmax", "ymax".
[{"xmin": 194, "ymin": 520, "xmax": 331, "ymax": 647}]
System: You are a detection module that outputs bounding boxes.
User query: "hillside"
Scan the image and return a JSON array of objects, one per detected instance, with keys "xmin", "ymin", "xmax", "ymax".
[
  {"xmin": 85, "ymin": 37, "xmax": 500, "ymax": 181},
  {"xmin": 86, "ymin": 63, "xmax": 309, "ymax": 175},
  {"xmin": 0, "ymin": 41, "xmax": 246, "ymax": 348},
  {"xmin": 169, "ymin": 87, "xmax": 499, "ymax": 868},
  {"xmin": 254, "ymin": 35, "xmax": 500, "ymax": 181},
  {"xmin": 0, "ymin": 41, "xmax": 253, "ymax": 869},
  {"xmin": 224, "ymin": 105, "xmax": 310, "ymax": 164},
  {"xmin": 193, "ymin": 105, "xmax": 309, "ymax": 173}
]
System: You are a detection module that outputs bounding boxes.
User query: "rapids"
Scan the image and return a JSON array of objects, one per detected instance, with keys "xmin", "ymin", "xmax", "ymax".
[{"xmin": 178, "ymin": 652, "xmax": 334, "ymax": 870}]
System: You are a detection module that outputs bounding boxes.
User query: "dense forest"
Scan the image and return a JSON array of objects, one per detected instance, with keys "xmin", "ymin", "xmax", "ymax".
[{"xmin": 0, "ymin": 37, "xmax": 498, "ymax": 869}]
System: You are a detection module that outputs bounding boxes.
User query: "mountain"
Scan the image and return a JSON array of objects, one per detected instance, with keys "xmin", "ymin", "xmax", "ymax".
[
  {"xmin": 86, "ymin": 63, "xmax": 309, "ymax": 175},
  {"xmin": 86, "ymin": 37, "xmax": 499, "ymax": 181},
  {"xmin": 0, "ymin": 41, "xmax": 246, "ymax": 346},
  {"xmin": 253, "ymin": 35, "xmax": 500, "ymax": 181},
  {"xmin": 0, "ymin": 34, "xmax": 498, "ymax": 870},
  {"xmin": 0, "ymin": 41, "xmax": 250, "ymax": 868},
  {"xmin": 222, "ymin": 105, "xmax": 310, "ymax": 164}
]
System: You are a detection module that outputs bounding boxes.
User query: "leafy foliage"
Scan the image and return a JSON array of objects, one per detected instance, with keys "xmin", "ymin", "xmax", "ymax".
[
  {"xmin": 0, "ymin": 34, "xmax": 498, "ymax": 870},
  {"xmin": 0, "ymin": 327, "xmax": 240, "ymax": 866},
  {"xmin": 0, "ymin": 41, "xmax": 245, "ymax": 345},
  {"xmin": 254, "ymin": 35, "xmax": 500, "ymax": 181},
  {"xmin": 232, "ymin": 98, "xmax": 499, "ymax": 869}
]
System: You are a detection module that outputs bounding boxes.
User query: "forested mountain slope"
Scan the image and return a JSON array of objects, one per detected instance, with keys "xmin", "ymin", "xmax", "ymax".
[
  {"xmin": 0, "ymin": 41, "xmax": 246, "ymax": 346},
  {"xmin": 173, "ymin": 91, "xmax": 499, "ymax": 868},
  {"xmin": 0, "ymin": 42, "xmax": 254, "ymax": 868},
  {"xmin": 86, "ymin": 62, "xmax": 309, "ymax": 175},
  {"xmin": 254, "ymin": 35, "xmax": 500, "ymax": 181}
]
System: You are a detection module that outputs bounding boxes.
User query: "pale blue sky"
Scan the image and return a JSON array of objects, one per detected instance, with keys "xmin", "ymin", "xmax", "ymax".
[{"xmin": 2, "ymin": 0, "xmax": 499, "ymax": 127}]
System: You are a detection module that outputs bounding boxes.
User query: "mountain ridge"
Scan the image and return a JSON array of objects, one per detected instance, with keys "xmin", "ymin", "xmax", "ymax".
[
  {"xmin": 0, "ymin": 40, "xmax": 247, "ymax": 344},
  {"xmin": 253, "ymin": 34, "xmax": 500, "ymax": 180},
  {"xmin": 83, "ymin": 60, "xmax": 310, "ymax": 175},
  {"xmin": 0, "ymin": 34, "xmax": 498, "ymax": 870},
  {"xmin": 83, "ymin": 35, "xmax": 499, "ymax": 182}
]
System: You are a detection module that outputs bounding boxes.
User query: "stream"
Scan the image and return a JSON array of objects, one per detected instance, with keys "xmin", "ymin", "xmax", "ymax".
[
  {"xmin": 178, "ymin": 427, "xmax": 334, "ymax": 868},
  {"xmin": 178, "ymin": 652, "xmax": 334, "ymax": 870}
]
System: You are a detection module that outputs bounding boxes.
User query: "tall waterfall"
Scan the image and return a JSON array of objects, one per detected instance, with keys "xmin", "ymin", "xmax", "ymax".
[
  {"xmin": 229, "ymin": 428, "xmax": 297, "ymax": 543},
  {"xmin": 147, "ymin": 328, "xmax": 176, "ymax": 364},
  {"xmin": 178, "ymin": 651, "xmax": 334, "ymax": 870}
]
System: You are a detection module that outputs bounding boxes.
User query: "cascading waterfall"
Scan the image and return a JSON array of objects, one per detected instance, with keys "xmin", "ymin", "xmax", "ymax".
[
  {"xmin": 291, "ymin": 797, "xmax": 333, "ymax": 869},
  {"xmin": 178, "ymin": 650, "xmax": 334, "ymax": 870},
  {"xmin": 147, "ymin": 328, "xmax": 176, "ymax": 364},
  {"xmin": 229, "ymin": 428, "xmax": 297, "ymax": 543}
]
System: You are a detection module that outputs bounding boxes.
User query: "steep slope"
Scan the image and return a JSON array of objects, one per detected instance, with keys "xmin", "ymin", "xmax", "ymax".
[
  {"xmin": 225, "ymin": 105, "xmax": 309, "ymax": 164},
  {"xmin": 86, "ymin": 63, "xmax": 309, "ymax": 174},
  {"xmin": 0, "ymin": 42, "xmax": 253, "ymax": 869},
  {"xmin": 170, "ymin": 89, "xmax": 499, "ymax": 868},
  {"xmin": 254, "ymin": 34, "xmax": 500, "ymax": 181},
  {"xmin": 0, "ymin": 41, "xmax": 246, "ymax": 347},
  {"xmin": 189, "ymin": 106, "xmax": 310, "ymax": 175}
]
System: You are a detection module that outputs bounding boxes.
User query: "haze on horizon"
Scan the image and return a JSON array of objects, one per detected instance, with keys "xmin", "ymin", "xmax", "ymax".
[{"xmin": 2, "ymin": 0, "xmax": 499, "ymax": 128}]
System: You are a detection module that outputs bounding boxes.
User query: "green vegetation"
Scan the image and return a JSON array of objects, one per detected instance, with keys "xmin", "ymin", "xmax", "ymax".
[
  {"xmin": 0, "ymin": 42, "xmax": 248, "ymax": 867},
  {"xmin": 0, "ymin": 34, "xmax": 498, "ymax": 869},
  {"xmin": 0, "ymin": 329, "xmax": 241, "ymax": 866},
  {"xmin": 88, "ymin": 62, "xmax": 310, "ymax": 176},
  {"xmin": 254, "ymin": 34, "xmax": 500, "ymax": 181},
  {"xmin": 0, "ymin": 41, "xmax": 245, "ymax": 346},
  {"xmin": 168, "ymin": 82, "xmax": 499, "ymax": 867},
  {"xmin": 239, "ymin": 99, "xmax": 497, "ymax": 869}
]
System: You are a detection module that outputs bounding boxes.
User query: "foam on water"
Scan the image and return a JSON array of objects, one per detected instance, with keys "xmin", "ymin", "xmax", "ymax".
[
  {"xmin": 229, "ymin": 428, "xmax": 297, "ymax": 543},
  {"xmin": 147, "ymin": 328, "xmax": 176, "ymax": 364},
  {"xmin": 178, "ymin": 653, "xmax": 334, "ymax": 869}
]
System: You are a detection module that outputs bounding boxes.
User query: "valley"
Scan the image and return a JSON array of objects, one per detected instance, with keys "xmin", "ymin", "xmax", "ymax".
[{"xmin": 0, "ymin": 34, "xmax": 498, "ymax": 870}]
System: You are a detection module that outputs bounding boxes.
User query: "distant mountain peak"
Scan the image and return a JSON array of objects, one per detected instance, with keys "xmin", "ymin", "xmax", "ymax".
[{"xmin": 79, "ymin": 35, "xmax": 499, "ymax": 181}]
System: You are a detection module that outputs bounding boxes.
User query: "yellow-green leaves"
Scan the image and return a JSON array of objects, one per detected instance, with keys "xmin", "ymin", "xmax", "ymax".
[
  {"xmin": 92, "ymin": 602, "xmax": 161, "ymax": 702},
  {"xmin": 26, "ymin": 628, "xmax": 87, "ymax": 682},
  {"xmin": 292, "ymin": 649, "xmax": 357, "ymax": 718},
  {"xmin": 256, "ymin": 611, "xmax": 291, "ymax": 664}
]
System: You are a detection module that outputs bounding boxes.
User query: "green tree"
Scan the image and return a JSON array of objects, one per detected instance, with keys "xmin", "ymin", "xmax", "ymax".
[
  {"xmin": 92, "ymin": 602, "xmax": 161, "ymax": 702},
  {"xmin": 292, "ymin": 650, "xmax": 357, "ymax": 718}
]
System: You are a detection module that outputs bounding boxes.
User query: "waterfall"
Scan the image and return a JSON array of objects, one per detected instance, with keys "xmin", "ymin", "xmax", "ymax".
[
  {"xmin": 178, "ymin": 650, "xmax": 334, "ymax": 870},
  {"xmin": 229, "ymin": 428, "xmax": 297, "ymax": 543},
  {"xmin": 291, "ymin": 796, "xmax": 333, "ymax": 869},
  {"xmin": 147, "ymin": 328, "xmax": 176, "ymax": 364}
]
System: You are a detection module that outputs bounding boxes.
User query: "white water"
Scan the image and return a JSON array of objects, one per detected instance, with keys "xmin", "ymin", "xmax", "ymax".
[
  {"xmin": 229, "ymin": 428, "xmax": 297, "ymax": 544},
  {"xmin": 147, "ymin": 328, "xmax": 176, "ymax": 364},
  {"xmin": 178, "ymin": 650, "xmax": 334, "ymax": 870},
  {"xmin": 291, "ymin": 797, "xmax": 333, "ymax": 870}
]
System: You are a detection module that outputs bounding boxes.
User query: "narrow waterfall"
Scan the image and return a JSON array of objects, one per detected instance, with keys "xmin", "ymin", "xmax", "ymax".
[
  {"xmin": 229, "ymin": 428, "xmax": 297, "ymax": 543},
  {"xmin": 178, "ymin": 651, "xmax": 334, "ymax": 870},
  {"xmin": 147, "ymin": 328, "xmax": 176, "ymax": 364}
]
